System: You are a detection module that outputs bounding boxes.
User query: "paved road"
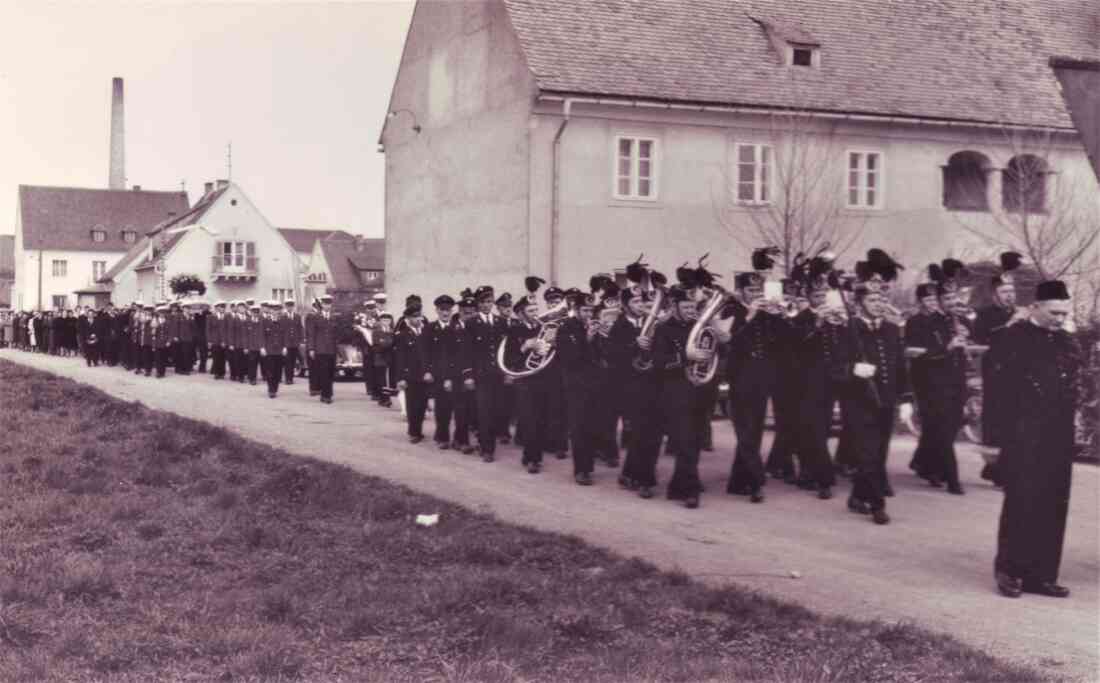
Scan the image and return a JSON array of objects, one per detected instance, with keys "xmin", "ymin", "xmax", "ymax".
[{"xmin": 4, "ymin": 350, "xmax": 1098, "ymax": 681}]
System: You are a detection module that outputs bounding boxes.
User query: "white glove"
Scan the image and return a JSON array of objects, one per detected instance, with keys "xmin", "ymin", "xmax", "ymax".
[
  {"xmin": 853, "ymin": 362, "xmax": 876, "ymax": 379},
  {"xmin": 898, "ymin": 402, "xmax": 914, "ymax": 424}
]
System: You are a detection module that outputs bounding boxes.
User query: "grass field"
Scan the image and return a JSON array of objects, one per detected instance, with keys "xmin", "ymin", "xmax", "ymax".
[{"xmin": 0, "ymin": 359, "xmax": 1055, "ymax": 682}]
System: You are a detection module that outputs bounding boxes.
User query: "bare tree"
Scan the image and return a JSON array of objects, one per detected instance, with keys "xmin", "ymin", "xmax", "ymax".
[{"xmin": 713, "ymin": 111, "xmax": 868, "ymax": 274}]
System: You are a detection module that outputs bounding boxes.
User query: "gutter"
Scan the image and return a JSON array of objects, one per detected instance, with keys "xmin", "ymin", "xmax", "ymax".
[{"xmin": 536, "ymin": 94, "xmax": 1077, "ymax": 134}]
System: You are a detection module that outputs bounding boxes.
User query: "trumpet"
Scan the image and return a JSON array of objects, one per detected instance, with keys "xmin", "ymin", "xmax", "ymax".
[
  {"xmin": 632, "ymin": 286, "xmax": 665, "ymax": 372},
  {"xmin": 685, "ymin": 286, "xmax": 731, "ymax": 386},
  {"xmin": 497, "ymin": 301, "xmax": 570, "ymax": 378}
]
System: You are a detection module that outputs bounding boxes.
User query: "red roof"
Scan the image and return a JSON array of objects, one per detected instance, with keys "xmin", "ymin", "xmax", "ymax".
[
  {"xmin": 277, "ymin": 227, "xmax": 356, "ymax": 253},
  {"xmin": 318, "ymin": 238, "xmax": 385, "ymax": 291},
  {"xmin": 18, "ymin": 185, "xmax": 189, "ymax": 252},
  {"xmin": 502, "ymin": 0, "xmax": 1098, "ymax": 129}
]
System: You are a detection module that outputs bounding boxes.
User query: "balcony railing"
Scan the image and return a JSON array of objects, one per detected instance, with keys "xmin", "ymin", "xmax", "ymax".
[{"xmin": 211, "ymin": 256, "xmax": 259, "ymax": 280}]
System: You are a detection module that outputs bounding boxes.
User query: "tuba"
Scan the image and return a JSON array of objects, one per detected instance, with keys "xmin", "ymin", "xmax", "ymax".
[
  {"xmin": 631, "ymin": 286, "xmax": 665, "ymax": 372},
  {"xmin": 497, "ymin": 301, "xmax": 570, "ymax": 378},
  {"xmin": 685, "ymin": 286, "xmax": 731, "ymax": 386}
]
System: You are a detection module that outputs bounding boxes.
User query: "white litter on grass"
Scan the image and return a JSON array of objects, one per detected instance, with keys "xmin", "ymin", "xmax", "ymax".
[
  {"xmin": 789, "ymin": 570, "xmax": 802, "ymax": 579},
  {"xmin": 415, "ymin": 514, "xmax": 439, "ymax": 527}
]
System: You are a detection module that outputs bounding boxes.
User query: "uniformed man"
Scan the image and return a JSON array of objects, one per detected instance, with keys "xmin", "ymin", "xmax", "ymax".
[
  {"xmin": 243, "ymin": 304, "xmax": 264, "ymax": 385},
  {"xmin": 395, "ymin": 303, "xmax": 430, "ymax": 443},
  {"xmin": 464, "ymin": 286, "xmax": 509, "ymax": 462},
  {"xmin": 495, "ymin": 291, "xmax": 517, "ymax": 444},
  {"xmin": 282, "ymin": 299, "xmax": 303, "ymax": 385},
  {"xmin": 615, "ymin": 276, "xmax": 665, "ymax": 499},
  {"xmin": 139, "ymin": 305, "xmax": 155, "ymax": 376},
  {"xmin": 372, "ymin": 313, "xmax": 396, "ymax": 407},
  {"xmin": 557, "ymin": 291, "xmax": 599, "ymax": 484},
  {"xmin": 904, "ymin": 281, "xmax": 943, "ymax": 485},
  {"xmin": 153, "ymin": 306, "xmax": 172, "ymax": 378},
  {"xmin": 993, "ymin": 279, "xmax": 1080, "ymax": 599},
  {"xmin": 260, "ymin": 301, "xmax": 288, "ymax": 398},
  {"xmin": 451, "ymin": 295, "xmax": 479, "ymax": 453},
  {"xmin": 423, "ymin": 295, "xmax": 459, "ymax": 449},
  {"xmin": 193, "ymin": 301, "xmax": 209, "ymax": 373},
  {"xmin": 503, "ymin": 295, "xmax": 553, "ymax": 473},
  {"xmin": 306, "ymin": 294, "xmax": 338, "ymax": 403},
  {"xmin": 540, "ymin": 285, "xmax": 569, "ymax": 460},
  {"xmin": 207, "ymin": 301, "xmax": 228, "ymax": 379},
  {"xmin": 973, "ymin": 252, "xmax": 1026, "ymax": 486}
]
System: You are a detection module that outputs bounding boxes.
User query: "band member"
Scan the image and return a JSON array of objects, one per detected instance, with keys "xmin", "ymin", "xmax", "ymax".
[
  {"xmin": 207, "ymin": 301, "xmax": 228, "ymax": 379},
  {"xmin": 465, "ymin": 286, "xmax": 509, "ymax": 462},
  {"xmin": 588, "ymin": 276, "xmax": 623, "ymax": 467},
  {"xmin": 844, "ymin": 279, "xmax": 913, "ymax": 525},
  {"xmin": 973, "ymin": 252, "xmax": 1026, "ymax": 486},
  {"xmin": 906, "ymin": 260, "xmax": 971, "ymax": 494},
  {"xmin": 495, "ymin": 291, "xmax": 517, "ymax": 445},
  {"xmin": 423, "ymin": 295, "xmax": 460, "ymax": 449},
  {"xmin": 616, "ymin": 276, "xmax": 665, "ymax": 498},
  {"xmin": 372, "ymin": 314, "xmax": 397, "ymax": 407},
  {"xmin": 282, "ymin": 300, "xmax": 303, "ymax": 385},
  {"xmin": 175, "ymin": 302, "xmax": 195, "ymax": 375},
  {"xmin": 540, "ymin": 284, "xmax": 569, "ymax": 460},
  {"xmin": 904, "ymin": 280, "xmax": 942, "ymax": 484},
  {"xmin": 80, "ymin": 308, "xmax": 100, "ymax": 366},
  {"xmin": 395, "ymin": 304, "xmax": 430, "ymax": 443},
  {"xmin": 306, "ymin": 294, "xmax": 338, "ymax": 404},
  {"xmin": 244, "ymin": 304, "xmax": 264, "ymax": 385},
  {"xmin": 452, "ymin": 295, "xmax": 480, "ymax": 453},
  {"xmin": 557, "ymin": 291, "xmax": 599, "ymax": 484},
  {"xmin": 153, "ymin": 306, "xmax": 172, "ymax": 378},
  {"xmin": 193, "ymin": 302, "xmax": 209, "ymax": 373},
  {"xmin": 503, "ymin": 295, "xmax": 553, "ymax": 473},
  {"xmin": 766, "ymin": 277, "xmax": 803, "ymax": 483},
  {"xmin": 653, "ymin": 285, "xmax": 719, "ymax": 508},
  {"xmin": 260, "ymin": 301, "xmax": 288, "ymax": 398},
  {"xmin": 994, "ymin": 280, "xmax": 1080, "ymax": 599},
  {"xmin": 726, "ymin": 249, "xmax": 791, "ymax": 503}
]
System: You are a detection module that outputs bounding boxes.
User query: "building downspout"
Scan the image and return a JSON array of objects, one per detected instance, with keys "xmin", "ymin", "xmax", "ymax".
[
  {"xmin": 550, "ymin": 98, "xmax": 574, "ymax": 286},
  {"xmin": 37, "ymin": 249, "xmax": 43, "ymax": 310}
]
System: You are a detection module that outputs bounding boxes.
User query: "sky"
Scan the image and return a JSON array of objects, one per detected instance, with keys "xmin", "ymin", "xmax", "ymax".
[{"xmin": 0, "ymin": 0, "xmax": 417, "ymax": 238}]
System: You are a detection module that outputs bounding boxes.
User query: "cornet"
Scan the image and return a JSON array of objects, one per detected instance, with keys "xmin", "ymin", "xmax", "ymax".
[{"xmin": 496, "ymin": 301, "xmax": 570, "ymax": 378}]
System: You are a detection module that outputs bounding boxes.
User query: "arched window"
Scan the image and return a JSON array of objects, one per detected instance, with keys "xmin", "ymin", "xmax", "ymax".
[
  {"xmin": 942, "ymin": 151, "xmax": 990, "ymax": 211},
  {"xmin": 1002, "ymin": 154, "xmax": 1048, "ymax": 213}
]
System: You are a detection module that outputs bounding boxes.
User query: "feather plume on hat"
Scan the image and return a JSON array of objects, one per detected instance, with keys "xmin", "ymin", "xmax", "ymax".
[
  {"xmin": 524, "ymin": 276, "xmax": 545, "ymax": 294},
  {"xmin": 625, "ymin": 254, "xmax": 649, "ymax": 284}
]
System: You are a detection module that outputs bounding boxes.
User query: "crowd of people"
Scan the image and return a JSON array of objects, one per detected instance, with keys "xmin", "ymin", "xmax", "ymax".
[{"xmin": 0, "ymin": 246, "xmax": 1083, "ymax": 599}]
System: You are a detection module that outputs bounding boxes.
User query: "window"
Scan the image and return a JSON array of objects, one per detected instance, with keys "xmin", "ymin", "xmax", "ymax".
[
  {"xmin": 847, "ymin": 151, "xmax": 883, "ymax": 209},
  {"xmin": 735, "ymin": 143, "xmax": 772, "ymax": 204},
  {"xmin": 52, "ymin": 260, "xmax": 68, "ymax": 277},
  {"xmin": 272, "ymin": 288, "xmax": 293, "ymax": 302},
  {"xmin": 220, "ymin": 241, "xmax": 256, "ymax": 269},
  {"xmin": 943, "ymin": 151, "xmax": 990, "ymax": 211},
  {"xmin": 122, "ymin": 230, "xmax": 137, "ymax": 244},
  {"xmin": 1003, "ymin": 154, "xmax": 1048, "ymax": 213},
  {"xmin": 92, "ymin": 261, "xmax": 106, "ymax": 281},
  {"xmin": 52, "ymin": 295, "xmax": 67, "ymax": 310},
  {"xmin": 790, "ymin": 44, "xmax": 817, "ymax": 67},
  {"xmin": 614, "ymin": 136, "xmax": 658, "ymax": 200},
  {"xmin": 363, "ymin": 270, "xmax": 381, "ymax": 282},
  {"xmin": 91, "ymin": 229, "xmax": 106, "ymax": 243}
]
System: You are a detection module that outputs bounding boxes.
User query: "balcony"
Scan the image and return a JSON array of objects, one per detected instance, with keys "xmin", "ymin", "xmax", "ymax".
[{"xmin": 211, "ymin": 256, "xmax": 259, "ymax": 281}]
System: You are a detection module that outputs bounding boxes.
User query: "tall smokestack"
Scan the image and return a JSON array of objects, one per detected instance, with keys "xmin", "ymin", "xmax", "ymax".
[{"xmin": 108, "ymin": 77, "xmax": 125, "ymax": 190}]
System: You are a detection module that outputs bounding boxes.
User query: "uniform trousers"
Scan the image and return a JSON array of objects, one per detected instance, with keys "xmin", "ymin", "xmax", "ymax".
[
  {"xmin": 84, "ymin": 342, "xmax": 99, "ymax": 366},
  {"xmin": 497, "ymin": 383, "xmax": 515, "ymax": 440},
  {"xmin": 140, "ymin": 346, "xmax": 154, "ymax": 374},
  {"xmin": 515, "ymin": 376, "xmax": 553, "ymax": 465},
  {"xmin": 404, "ymin": 381, "xmax": 429, "ymax": 437},
  {"xmin": 432, "ymin": 382, "xmax": 455, "ymax": 444},
  {"xmin": 662, "ymin": 375, "xmax": 708, "ymax": 500},
  {"xmin": 154, "ymin": 347, "xmax": 170, "ymax": 377},
  {"xmin": 283, "ymin": 347, "xmax": 300, "ymax": 383},
  {"xmin": 309, "ymin": 352, "xmax": 321, "ymax": 393},
  {"xmin": 313, "ymin": 353, "xmax": 336, "ymax": 400},
  {"xmin": 195, "ymin": 340, "xmax": 208, "ymax": 373},
  {"xmin": 797, "ymin": 374, "xmax": 839, "ymax": 488},
  {"xmin": 620, "ymin": 373, "xmax": 662, "ymax": 488},
  {"xmin": 766, "ymin": 362, "xmax": 801, "ymax": 477},
  {"xmin": 263, "ymin": 354, "xmax": 284, "ymax": 395},
  {"xmin": 452, "ymin": 387, "xmax": 476, "ymax": 446},
  {"xmin": 246, "ymin": 350, "xmax": 261, "ymax": 383},
  {"xmin": 211, "ymin": 344, "xmax": 226, "ymax": 379},
  {"xmin": 564, "ymin": 373, "xmax": 595, "ymax": 475},
  {"xmin": 589, "ymin": 374, "xmax": 619, "ymax": 463},
  {"xmin": 475, "ymin": 374, "xmax": 505, "ymax": 455},
  {"xmin": 727, "ymin": 360, "xmax": 777, "ymax": 494},
  {"xmin": 175, "ymin": 341, "xmax": 193, "ymax": 374},
  {"xmin": 544, "ymin": 370, "xmax": 568, "ymax": 453},
  {"xmin": 845, "ymin": 392, "xmax": 896, "ymax": 511},
  {"xmin": 918, "ymin": 387, "xmax": 966, "ymax": 487}
]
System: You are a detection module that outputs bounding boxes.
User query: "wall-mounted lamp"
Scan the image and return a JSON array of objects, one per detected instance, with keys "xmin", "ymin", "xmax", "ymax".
[{"xmin": 387, "ymin": 109, "xmax": 421, "ymax": 134}]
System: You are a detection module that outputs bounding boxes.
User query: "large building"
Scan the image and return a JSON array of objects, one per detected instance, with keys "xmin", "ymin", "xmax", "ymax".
[
  {"xmin": 379, "ymin": 0, "xmax": 1099, "ymax": 303},
  {"xmin": 11, "ymin": 185, "xmax": 189, "ymax": 311},
  {"xmin": 303, "ymin": 236, "xmax": 385, "ymax": 308},
  {"xmin": 0, "ymin": 235, "xmax": 14, "ymax": 309}
]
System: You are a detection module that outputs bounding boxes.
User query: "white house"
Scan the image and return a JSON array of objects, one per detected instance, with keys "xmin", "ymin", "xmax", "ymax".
[
  {"xmin": 302, "ymin": 236, "xmax": 385, "ymax": 308},
  {"xmin": 12, "ymin": 185, "xmax": 189, "ymax": 311},
  {"xmin": 277, "ymin": 227, "xmax": 356, "ymax": 270},
  {"xmin": 103, "ymin": 181, "xmax": 303, "ymax": 305}
]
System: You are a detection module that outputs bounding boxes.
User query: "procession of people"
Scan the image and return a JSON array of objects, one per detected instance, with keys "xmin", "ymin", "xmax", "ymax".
[{"xmin": 1, "ymin": 247, "xmax": 1084, "ymax": 599}]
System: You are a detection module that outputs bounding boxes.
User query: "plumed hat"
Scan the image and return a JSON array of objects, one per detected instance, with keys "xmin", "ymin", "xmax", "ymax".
[
  {"xmin": 752, "ymin": 246, "xmax": 781, "ymax": 272},
  {"xmin": 993, "ymin": 251, "xmax": 1024, "ymax": 286},
  {"xmin": 1035, "ymin": 280, "xmax": 1070, "ymax": 302},
  {"xmin": 524, "ymin": 276, "xmax": 546, "ymax": 294}
]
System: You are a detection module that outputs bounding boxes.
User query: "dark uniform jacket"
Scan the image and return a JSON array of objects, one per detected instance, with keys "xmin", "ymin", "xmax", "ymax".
[
  {"xmin": 93, "ymin": 312, "xmax": 112, "ymax": 343},
  {"xmin": 725, "ymin": 302, "xmax": 792, "ymax": 384},
  {"xmin": 847, "ymin": 317, "xmax": 912, "ymax": 408},
  {"xmin": 394, "ymin": 325, "xmax": 428, "ymax": 383},
  {"xmin": 904, "ymin": 310, "xmax": 968, "ymax": 395},
  {"xmin": 306, "ymin": 312, "xmax": 338, "ymax": 355},
  {"xmin": 793, "ymin": 309, "xmax": 854, "ymax": 383},
  {"xmin": 193, "ymin": 311, "xmax": 208, "ymax": 344},
  {"xmin": 243, "ymin": 316, "xmax": 264, "ymax": 352},
  {"xmin": 177, "ymin": 314, "xmax": 195, "ymax": 343},
  {"xmin": 281, "ymin": 313, "xmax": 304, "ymax": 347},
  {"xmin": 261, "ymin": 316, "xmax": 288, "ymax": 355},
  {"xmin": 973, "ymin": 305, "xmax": 1016, "ymax": 447},
  {"xmin": 206, "ymin": 313, "xmax": 228, "ymax": 345},
  {"xmin": 503, "ymin": 319, "xmax": 543, "ymax": 377},
  {"xmin": 423, "ymin": 318, "xmax": 470, "ymax": 382},
  {"xmin": 153, "ymin": 319, "xmax": 172, "ymax": 349},
  {"xmin": 464, "ymin": 313, "xmax": 509, "ymax": 380},
  {"xmin": 652, "ymin": 316, "xmax": 693, "ymax": 379},
  {"xmin": 556, "ymin": 316, "xmax": 597, "ymax": 385}
]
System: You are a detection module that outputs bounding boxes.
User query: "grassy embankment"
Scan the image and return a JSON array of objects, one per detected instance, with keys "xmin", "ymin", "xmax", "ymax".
[{"xmin": 0, "ymin": 360, "xmax": 1052, "ymax": 682}]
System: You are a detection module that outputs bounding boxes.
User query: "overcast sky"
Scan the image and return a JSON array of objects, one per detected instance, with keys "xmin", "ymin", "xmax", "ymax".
[{"xmin": 0, "ymin": 0, "xmax": 416, "ymax": 238}]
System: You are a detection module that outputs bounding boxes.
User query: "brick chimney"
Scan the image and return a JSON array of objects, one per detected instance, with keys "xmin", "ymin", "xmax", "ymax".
[
  {"xmin": 204, "ymin": 182, "xmax": 214, "ymax": 195},
  {"xmin": 109, "ymin": 77, "xmax": 125, "ymax": 190}
]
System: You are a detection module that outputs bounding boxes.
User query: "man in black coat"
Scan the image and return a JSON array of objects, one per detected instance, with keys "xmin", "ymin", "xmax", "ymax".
[
  {"xmin": 557, "ymin": 292, "xmax": 599, "ymax": 485},
  {"xmin": 463, "ymin": 287, "xmax": 509, "ymax": 462},
  {"xmin": 994, "ymin": 280, "xmax": 1080, "ymax": 599},
  {"xmin": 306, "ymin": 295, "xmax": 338, "ymax": 403},
  {"xmin": 395, "ymin": 304, "xmax": 430, "ymax": 443},
  {"xmin": 422, "ymin": 295, "xmax": 463, "ymax": 450}
]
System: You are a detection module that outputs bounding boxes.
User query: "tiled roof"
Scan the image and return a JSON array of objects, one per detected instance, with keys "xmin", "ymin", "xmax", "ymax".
[
  {"xmin": 17, "ymin": 186, "xmax": 189, "ymax": 252},
  {"xmin": 318, "ymin": 238, "xmax": 385, "ymax": 291},
  {"xmin": 502, "ymin": 0, "xmax": 1099, "ymax": 129},
  {"xmin": 277, "ymin": 227, "xmax": 356, "ymax": 254},
  {"xmin": 147, "ymin": 187, "xmax": 226, "ymax": 237},
  {"xmin": 0, "ymin": 235, "xmax": 14, "ymax": 277},
  {"xmin": 133, "ymin": 232, "xmax": 186, "ymax": 270}
]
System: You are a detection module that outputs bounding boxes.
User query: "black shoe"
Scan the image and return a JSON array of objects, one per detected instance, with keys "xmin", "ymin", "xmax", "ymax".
[
  {"xmin": 249, "ymin": 380, "xmax": 257, "ymax": 385},
  {"xmin": 310, "ymin": 390, "xmax": 319, "ymax": 397},
  {"xmin": 1022, "ymin": 581, "xmax": 1070, "ymax": 598},
  {"xmin": 322, "ymin": 397, "xmax": 333, "ymax": 404},
  {"xmin": 727, "ymin": 484, "xmax": 751, "ymax": 496},
  {"xmin": 555, "ymin": 451, "xmax": 568, "ymax": 460},
  {"xmin": 286, "ymin": 379, "xmax": 294, "ymax": 385},
  {"xmin": 683, "ymin": 496, "xmax": 700, "ymax": 509},
  {"xmin": 498, "ymin": 436, "xmax": 511, "ymax": 445},
  {"xmin": 379, "ymin": 400, "xmax": 392, "ymax": 408},
  {"xmin": 268, "ymin": 392, "xmax": 276, "ymax": 399},
  {"xmin": 883, "ymin": 483, "xmax": 895, "ymax": 498},
  {"xmin": 604, "ymin": 456, "xmax": 620, "ymax": 468},
  {"xmin": 437, "ymin": 441, "xmax": 450, "ymax": 450},
  {"xmin": 817, "ymin": 486, "xmax": 833, "ymax": 500},
  {"xmin": 749, "ymin": 490, "xmax": 765, "ymax": 503},
  {"xmin": 871, "ymin": 509, "xmax": 890, "ymax": 525},
  {"xmin": 409, "ymin": 435, "xmax": 424, "ymax": 444},
  {"xmin": 638, "ymin": 486, "xmax": 654, "ymax": 499},
  {"xmin": 617, "ymin": 475, "xmax": 637, "ymax": 491},
  {"xmin": 847, "ymin": 496, "xmax": 870, "ymax": 515},
  {"xmin": 947, "ymin": 484, "xmax": 966, "ymax": 495},
  {"xmin": 460, "ymin": 445, "xmax": 476, "ymax": 455},
  {"xmin": 575, "ymin": 472, "xmax": 592, "ymax": 486},
  {"xmin": 783, "ymin": 472, "xmax": 799, "ymax": 485},
  {"xmin": 481, "ymin": 452, "xmax": 495, "ymax": 463},
  {"xmin": 526, "ymin": 461, "xmax": 541, "ymax": 474},
  {"xmin": 996, "ymin": 571, "xmax": 1023, "ymax": 598}
]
